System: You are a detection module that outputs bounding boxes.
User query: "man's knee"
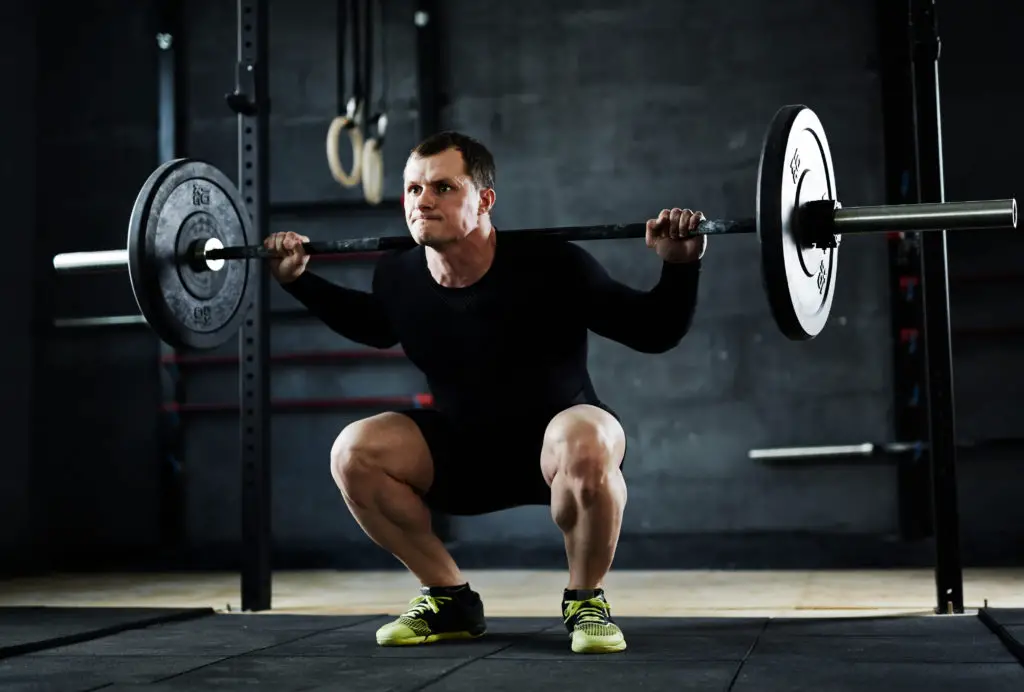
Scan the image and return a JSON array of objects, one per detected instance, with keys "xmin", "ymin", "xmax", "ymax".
[
  {"xmin": 331, "ymin": 417, "xmax": 385, "ymax": 496},
  {"xmin": 544, "ymin": 406, "xmax": 625, "ymax": 496},
  {"xmin": 330, "ymin": 412, "xmax": 431, "ymax": 496}
]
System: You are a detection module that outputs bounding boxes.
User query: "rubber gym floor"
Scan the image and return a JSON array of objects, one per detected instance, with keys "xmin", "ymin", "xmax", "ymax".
[{"xmin": 2, "ymin": 570, "xmax": 1023, "ymax": 691}]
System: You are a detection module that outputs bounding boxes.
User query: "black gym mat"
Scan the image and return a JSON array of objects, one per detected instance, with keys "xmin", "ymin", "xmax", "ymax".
[
  {"xmin": 2, "ymin": 610, "xmax": 1024, "ymax": 691},
  {"xmin": 0, "ymin": 606, "xmax": 213, "ymax": 660},
  {"xmin": 978, "ymin": 607, "xmax": 1024, "ymax": 666}
]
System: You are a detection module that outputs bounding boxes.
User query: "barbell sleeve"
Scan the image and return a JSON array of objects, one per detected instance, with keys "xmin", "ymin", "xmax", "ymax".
[
  {"xmin": 748, "ymin": 443, "xmax": 877, "ymax": 460},
  {"xmin": 748, "ymin": 441, "xmax": 922, "ymax": 461},
  {"xmin": 834, "ymin": 198, "xmax": 1017, "ymax": 234},
  {"xmin": 52, "ymin": 249, "xmax": 129, "ymax": 274}
]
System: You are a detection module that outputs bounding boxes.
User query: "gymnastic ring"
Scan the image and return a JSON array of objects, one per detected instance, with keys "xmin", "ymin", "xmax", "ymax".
[
  {"xmin": 326, "ymin": 115, "xmax": 364, "ymax": 188},
  {"xmin": 361, "ymin": 137, "xmax": 384, "ymax": 205}
]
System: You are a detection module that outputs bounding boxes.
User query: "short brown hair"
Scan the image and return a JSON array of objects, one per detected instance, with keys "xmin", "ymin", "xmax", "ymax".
[{"xmin": 411, "ymin": 131, "xmax": 495, "ymax": 190}]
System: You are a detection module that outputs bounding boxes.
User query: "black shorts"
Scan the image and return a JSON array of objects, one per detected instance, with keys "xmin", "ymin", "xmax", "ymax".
[{"xmin": 398, "ymin": 404, "xmax": 624, "ymax": 516}]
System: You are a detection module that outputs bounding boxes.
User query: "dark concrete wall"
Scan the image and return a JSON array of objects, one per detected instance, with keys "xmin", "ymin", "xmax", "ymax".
[
  {"xmin": 26, "ymin": 0, "xmax": 1024, "ymax": 572},
  {"xmin": 432, "ymin": 0, "xmax": 896, "ymax": 557},
  {"xmin": 34, "ymin": 1, "xmax": 165, "ymax": 568},
  {"xmin": 0, "ymin": 0, "xmax": 38, "ymax": 575},
  {"xmin": 938, "ymin": 0, "xmax": 1024, "ymax": 556}
]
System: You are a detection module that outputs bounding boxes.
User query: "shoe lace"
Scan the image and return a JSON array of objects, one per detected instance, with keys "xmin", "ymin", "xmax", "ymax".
[
  {"xmin": 401, "ymin": 594, "xmax": 450, "ymax": 620},
  {"xmin": 564, "ymin": 597, "xmax": 610, "ymax": 625}
]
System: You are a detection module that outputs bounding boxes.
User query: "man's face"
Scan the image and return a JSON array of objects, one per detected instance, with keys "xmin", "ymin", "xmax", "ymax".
[{"xmin": 403, "ymin": 148, "xmax": 493, "ymax": 247}]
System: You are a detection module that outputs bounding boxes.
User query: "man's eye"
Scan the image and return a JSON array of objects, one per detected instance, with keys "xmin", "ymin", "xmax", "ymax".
[{"xmin": 438, "ymin": 183, "xmax": 451, "ymax": 192}]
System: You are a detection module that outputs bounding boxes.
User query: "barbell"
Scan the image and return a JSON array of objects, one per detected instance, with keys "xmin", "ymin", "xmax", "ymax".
[{"xmin": 52, "ymin": 104, "xmax": 1018, "ymax": 350}]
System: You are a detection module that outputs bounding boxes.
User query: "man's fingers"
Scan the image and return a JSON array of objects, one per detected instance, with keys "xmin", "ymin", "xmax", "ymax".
[
  {"xmin": 650, "ymin": 210, "xmax": 670, "ymax": 238},
  {"xmin": 652, "ymin": 208, "xmax": 708, "ymax": 240},
  {"xmin": 281, "ymin": 232, "xmax": 308, "ymax": 254},
  {"xmin": 672, "ymin": 208, "xmax": 689, "ymax": 239},
  {"xmin": 645, "ymin": 220, "xmax": 656, "ymax": 247}
]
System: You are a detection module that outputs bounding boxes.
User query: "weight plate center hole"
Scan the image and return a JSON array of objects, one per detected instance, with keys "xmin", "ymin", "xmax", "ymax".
[
  {"xmin": 176, "ymin": 212, "xmax": 227, "ymax": 301},
  {"xmin": 203, "ymin": 237, "xmax": 226, "ymax": 272}
]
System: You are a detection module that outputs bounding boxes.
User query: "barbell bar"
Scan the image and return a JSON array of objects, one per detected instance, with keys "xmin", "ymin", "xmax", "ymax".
[
  {"xmin": 49, "ymin": 104, "xmax": 1019, "ymax": 350},
  {"xmin": 51, "ymin": 200, "xmax": 1015, "ymax": 271}
]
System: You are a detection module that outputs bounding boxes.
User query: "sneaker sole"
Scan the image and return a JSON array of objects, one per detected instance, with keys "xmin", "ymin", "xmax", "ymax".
[
  {"xmin": 377, "ymin": 630, "xmax": 486, "ymax": 647},
  {"xmin": 571, "ymin": 636, "xmax": 627, "ymax": 654}
]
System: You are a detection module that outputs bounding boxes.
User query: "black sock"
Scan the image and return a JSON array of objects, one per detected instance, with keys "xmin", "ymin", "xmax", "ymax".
[
  {"xmin": 424, "ymin": 583, "xmax": 472, "ymax": 597},
  {"xmin": 564, "ymin": 588, "xmax": 604, "ymax": 601}
]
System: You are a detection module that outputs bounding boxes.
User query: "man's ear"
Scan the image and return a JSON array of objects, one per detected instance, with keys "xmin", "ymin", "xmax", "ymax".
[{"xmin": 479, "ymin": 187, "xmax": 496, "ymax": 215}]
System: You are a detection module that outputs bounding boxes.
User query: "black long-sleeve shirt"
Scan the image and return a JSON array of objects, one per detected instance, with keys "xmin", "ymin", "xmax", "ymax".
[{"xmin": 282, "ymin": 238, "xmax": 700, "ymax": 425}]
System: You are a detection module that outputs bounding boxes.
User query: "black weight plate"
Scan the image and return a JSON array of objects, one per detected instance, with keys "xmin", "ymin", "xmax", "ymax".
[
  {"xmin": 127, "ymin": 159, "xmax": 252, "ymax": 350},
  {"xmin": 756, "ymin": 105, "xmax": 839, "ymax": 340}
]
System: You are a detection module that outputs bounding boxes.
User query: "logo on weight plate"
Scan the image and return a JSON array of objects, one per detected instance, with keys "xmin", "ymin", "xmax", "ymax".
[
  {"xmin": 192, "ymin": 184, "xmax": 211, "ymax": 207},
  {"xmin": 789, "ymin": 148, "xmax": 802, "ymax": 186},
  {"xmin": 193, "ymin": 305, "xmax": 212, "ymax": 325}
]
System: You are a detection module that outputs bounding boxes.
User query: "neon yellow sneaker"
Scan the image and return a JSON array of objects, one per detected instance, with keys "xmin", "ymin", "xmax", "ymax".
[
  {"xmin": 562, "ymin": 588, "xmax": 627, "ymax": 654},
  {"xmin": 376, "ymin": 585, "xmax": 486, "ymax": 646}
]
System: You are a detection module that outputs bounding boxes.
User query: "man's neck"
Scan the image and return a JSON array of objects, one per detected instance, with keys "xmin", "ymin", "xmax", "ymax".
[{"xmin": 425, "ymin": 224, "xmax": 497, "ymax": 288}]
